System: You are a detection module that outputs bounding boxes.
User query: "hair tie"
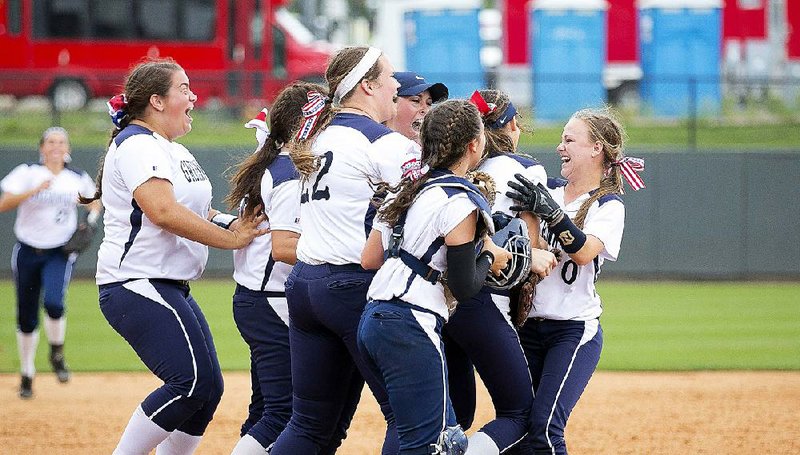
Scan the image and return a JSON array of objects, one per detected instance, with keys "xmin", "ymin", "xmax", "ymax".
[
  {"xmin": 244, "ymin": 108, "xmax": 270, "ymax": 151},
  {"xmin": 612, "ymin": 156, "xmax": 646, "ymax": 191},
  {"xmin": 469, "ymin": 90, "xmax": 497, "ymax": 117},
  {"xmin": 107, "ymin": 94, "xmax": 128, "ymax": 128},
  {"xmin": 296, "ymin": 91, "xmax": 327, "ymax": 141}
]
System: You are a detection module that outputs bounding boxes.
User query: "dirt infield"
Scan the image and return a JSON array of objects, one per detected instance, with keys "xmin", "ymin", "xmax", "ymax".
[{"xmin": 1, "ymin": 371, "xmax": 799, "ymax": 454}]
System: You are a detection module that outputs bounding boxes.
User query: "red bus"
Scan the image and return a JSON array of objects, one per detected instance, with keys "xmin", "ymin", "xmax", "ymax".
[{"xmin": 0, "ymin": 0, "xmax": 333, "ymax": 110}]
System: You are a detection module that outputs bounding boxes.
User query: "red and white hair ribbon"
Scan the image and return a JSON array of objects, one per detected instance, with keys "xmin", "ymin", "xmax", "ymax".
[
  {"xmin": 244, "ymin": 108, "xmax": 269, "ymax": 150},
  {"xmin": 469, "ymin": 90, "xmax": 496, "ymax": 116},
  {"xmin": 107, "ymin": 94, "xmax": 128, "ymax": 128},
  {"xmin": 613, "ymin": 156, "xmax": 646, "ymax": 191},
  {"xmin": 296, "ymin": 91, "xmax": 327, "ymax": 141}
]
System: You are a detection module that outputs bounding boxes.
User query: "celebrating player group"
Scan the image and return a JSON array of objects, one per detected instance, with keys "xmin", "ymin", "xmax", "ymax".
[{"xmin": 2, "ymin": 45, "xmax": 646, "ymax": 454}]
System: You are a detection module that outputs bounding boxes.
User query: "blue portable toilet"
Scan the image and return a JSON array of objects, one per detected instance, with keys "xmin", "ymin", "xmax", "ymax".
[
  {"xmin": 530, "ymin": 0, "xmax": 608, "ymax": 122},
  {"xmin": 638, "ymin": 0, "xmax": 723, "ymax": 117},
  {"xmin": 404, "ymin": 0, "xmax": 483, "ymax": 99}
]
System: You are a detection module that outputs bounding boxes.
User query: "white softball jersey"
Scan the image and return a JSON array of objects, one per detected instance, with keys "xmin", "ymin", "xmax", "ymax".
[
  {"xmin": 1, "ymin": 163, "xmax": 96, "ymax": 249},
  {"xmin": 295, "ymin": 113, "xmax": 421, "ymax": 266},
  {"xmin": 478, "ymin": 152, "xmax": 547, "ymax": 216},
  {"xmin": 233, "ymin": 152, "xmax": 301, "ymax": 292},
  {"xmin": 367, "ymin": 185, "xmax": 480, "ymax": 320},
  {"xmin": 531, "ymin": 179, "xmax": 625, "ymax": 321},
  {"xmin": 96, "ymin": 125, "xmax": 213, "ymax": 284}
]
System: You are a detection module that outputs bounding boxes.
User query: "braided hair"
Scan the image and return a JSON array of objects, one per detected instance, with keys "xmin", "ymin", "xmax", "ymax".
[
  {"xmin": 225, "ymin": 82, "xmax": 327, "ymax": 214},
  {"xmin": 80, "ymin": 57, "xmax": 182, "ymax": 204},
  {"xmin": 570, "ymin": 107, "xmax": 627, "ymax": 228},
  {"xmin": 378, "ymin": 100, "xmax": 483, "ymax": 227},
  {"xmin": 290, "ymin": 46, "xmax": 383, "ymax": 179}
]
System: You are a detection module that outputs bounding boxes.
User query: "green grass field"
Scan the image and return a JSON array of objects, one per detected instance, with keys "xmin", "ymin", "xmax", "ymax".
[
  {"xmin": 2, "ymin": 109, "xmax": 800, "ymax": 150},
  {"xmin": 1, "ymin": 280, "xmax": 798, "ymax": 373}
]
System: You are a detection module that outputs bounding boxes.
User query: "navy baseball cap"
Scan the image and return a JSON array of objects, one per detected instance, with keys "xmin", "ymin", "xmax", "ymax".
[{"xmin": 394, "ymin": 71, "xmax": 449, "ymax": 103}]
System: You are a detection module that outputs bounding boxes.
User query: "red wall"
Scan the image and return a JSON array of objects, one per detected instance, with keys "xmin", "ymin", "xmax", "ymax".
[
  {"xmin": 606, "ymin": 0, "xmax": 638, "ymax": 63},
  {"xmin": 723, "ymin": 0, "xmax": 767, "ymax": 40},
  {"xmin": 788, "ymin": 0, "xmax": 800, "ymax": 59},
  {"xmin": 503, "ymin": 0, "xmax": 529, "ymax": 64}
]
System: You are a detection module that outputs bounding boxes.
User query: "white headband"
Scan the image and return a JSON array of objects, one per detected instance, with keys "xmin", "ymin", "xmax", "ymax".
[{"xmin": 332, "ymin": 47, "xmax": 382, "ymax": 106}]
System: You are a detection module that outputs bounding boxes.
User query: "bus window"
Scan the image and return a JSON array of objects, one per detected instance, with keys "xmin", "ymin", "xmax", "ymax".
[
  {"xmin": 92, "ymin": 0, "xmax": 134, "ymax": 38},
  {"xmin": 183, "ymin": 0, "xmax": 215, "ymax": 41},
  {"xmin": 139, "ymin": 0, "xmax": 178, "ymax": 40},
  {"xmin": 251, "ymin": 0, "xmax": 264, "ymax": 60},
  {"xmin": 8, "ymin": 0, "xmax": 22, "ymax": 35},
  {"xmin": 33, "ymin": 0, "xmax": 89, "ymax": 38},
  {"xmin": 272, "ymin": 25, "xmax": 287, "ymax": 79}
]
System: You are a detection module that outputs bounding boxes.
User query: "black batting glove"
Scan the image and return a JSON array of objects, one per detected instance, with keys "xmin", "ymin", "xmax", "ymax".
[{"xmin": 506, "ymin": 173, "xmax": 564, "ymax": 224}]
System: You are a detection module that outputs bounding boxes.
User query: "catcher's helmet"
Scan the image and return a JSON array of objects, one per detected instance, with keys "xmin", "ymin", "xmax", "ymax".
[{"xmin": 485, "ymin": 214, "xmax": 532, "ymax": 290}]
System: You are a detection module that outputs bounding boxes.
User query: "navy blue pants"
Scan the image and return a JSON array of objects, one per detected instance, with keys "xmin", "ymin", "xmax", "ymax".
[
  {"xmin": 12, "ymin": 242, "xmax": 75, "ymax": 333},
  {"xmin": 358, "ymin": 299, "xmax": 458, "ymax": 455},
  {"xmin": 444, "ymin": 289, "xmax": 533, "ymax": 451},
  {"xmin": 232, "ymin": 284, "xmax": 353, "ymax": 454},
  {"xmin": 271, "ymin": 262, "xmax": 397, "ymax": 455},
  {"xmin": 233, "ymin": 285, "xmax": 293, "ymax": 449},
  {"xmin": 508, "ymin": 319, "xmax": 602, "ymax": 455},
  {"xmin": 99, "ymin": 279, "xmax": 224, "ymax": 436}
]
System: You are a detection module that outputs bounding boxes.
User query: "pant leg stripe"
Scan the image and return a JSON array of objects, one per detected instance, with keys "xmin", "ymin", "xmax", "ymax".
[
  {"xmin": 544, "ymin": 319, "xmax": 599, "ymax": 455},
  {"xmin": 411, "ymin": 308, "xmax": 448, "ymax": 434},
  {"xmin": 11, "ymin": 243, "xmax": 20, "ymax": 282},
  {"xmin": 149, "ymin": 395, "xmax": 184, "ymax": 419},
  {"xmin": 60, "ymin": 254, "xmax": 76, "ymax": 299},
  {"xmin": 122, "ymin": 279, "xmax": 198, "ymax": 398}
]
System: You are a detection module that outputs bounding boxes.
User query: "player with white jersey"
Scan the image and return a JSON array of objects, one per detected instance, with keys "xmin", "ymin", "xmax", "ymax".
[
  {"xmin": 358, "ymin": 99, "xmax": 511, "ymax": 455},
  {"xmin": 226, "ymin": 83, "xmax": 350, "ymax": 455},
  {"xmin": 443, "ymin": 90, "xmax": 558, "ymax": 454},
  {"xmin": 505, "ymin": 107, "xmax": 645, "ymax": 455},
  {"xmin": 270, "ymin": 47, "xmax": 421, "ymax": 455},
  {"xmin": 85, "ymin": 58, "xmax": 266, "ymax": 455},
  {"xmin": 0, "ymin": 126, "xmax": 102, "ymax": 399}
]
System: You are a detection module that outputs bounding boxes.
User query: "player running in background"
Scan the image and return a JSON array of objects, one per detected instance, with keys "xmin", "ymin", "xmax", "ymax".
[
  {"xmin": 505, "ymin": 107, "xmax": 644, "ymax": 455},
  {"xmin": 270, "ymin": 46, "xmax": 420, "ymax": 455},
  {"xmin": 0, "ymin": 126, "xmax": 102, "ymax": 399},
  {"xmin": 85, "ymin": 57, "xmax": 266, "ymax": 454},
  {"xmin": 358, "ymin": 99, "xmax": 510, "ymax": 455},
  {"xmin": 385, "ymin": 71, "xmax": 448, "ymax": 145},
  {"xmin": 443, "ymin": 89, "xmax": 558, "ymax": 454}
]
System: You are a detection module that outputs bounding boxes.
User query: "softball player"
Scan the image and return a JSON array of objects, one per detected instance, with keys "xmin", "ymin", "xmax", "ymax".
[
  {"xmin": 86, "ymin": 58, "xmax": 266, "ymax": 454},
  {"xmin": 227, "ymin": 82, "xmax": 356, "ymax": 455},
  {"xmin": 358, "ymin": 99, "xmax": 511, "ymax": 455},
  {"xmin": 505, "ymin": 108, "xmax": 644, "ymax": 455},
  {"xmin": 385, "ymin": 71, "xmax": 448, "ymax": 145},
  {"xmin": 0, "ymin": 126, "xmax": 101, "ymax": 399},
  {"xmin": 270, "ymin": 46, "xmax": 421, "ymax": 455},
  {"xmin": 443, "ymin": 90, "xmax": 558, "ymax": 454}
]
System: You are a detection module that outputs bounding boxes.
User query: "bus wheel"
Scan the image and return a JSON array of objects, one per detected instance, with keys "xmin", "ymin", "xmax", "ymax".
[{"xmin": 50, "ymin": 79, "xmax": 89, "ymax": 111}]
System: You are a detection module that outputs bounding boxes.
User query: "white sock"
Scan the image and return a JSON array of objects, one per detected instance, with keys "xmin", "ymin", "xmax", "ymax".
[
  {"xmin": 44, "ymin": 315, "xmax": 66, "ymax": 345},
  {"xmin": 465, "ymin": 431, "xmax": 500, "ymax": 455},
  {"xmin": 113, "ymin": 405, "xmax": 170, "ymax": 455},
  {"xmin": 155, "ymin": 430, "xmax": 202, "ymax": 455},
  {"xmin": 16, "ymin": 330, "xmax": 39, "ymax": 378},
  {"xmin": 231, "ymin": 434, "xmax": 270, "ymax": 454}
]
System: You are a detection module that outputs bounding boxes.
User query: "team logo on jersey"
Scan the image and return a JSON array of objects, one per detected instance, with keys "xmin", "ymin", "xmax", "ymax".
[
  {"xmin": 558, "ymin": 230, "xmax": 575, "ymax": 246},
  {"xmin": 180, "ymin": 160, "xmax": 209, "ymax": 183}
]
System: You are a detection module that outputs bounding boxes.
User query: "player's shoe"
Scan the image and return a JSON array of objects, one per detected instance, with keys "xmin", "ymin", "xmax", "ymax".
[
  {"xmin": 50, "ymin": 344, "xmax": 71, "ymax": 383},
  {"xmin": 19, "ymin": 375, "xmax": 33, "ymax": 399}
]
